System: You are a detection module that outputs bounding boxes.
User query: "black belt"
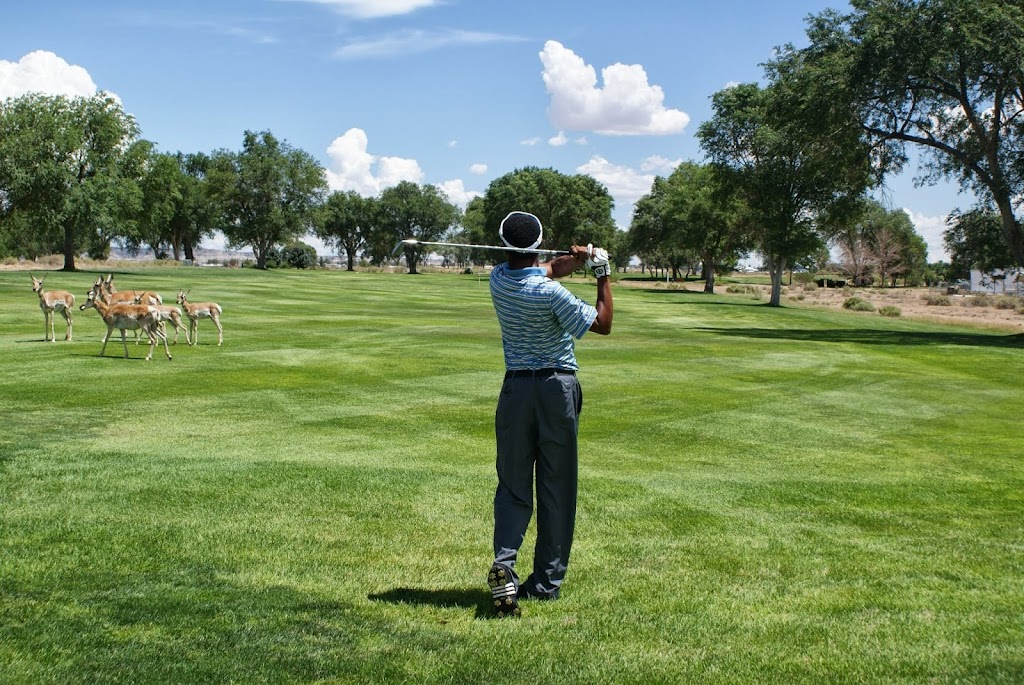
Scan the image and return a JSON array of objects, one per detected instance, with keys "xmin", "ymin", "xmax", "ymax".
[{"xmin": 504, "ymin": 368, "xmax": 576, "ymax": 380}]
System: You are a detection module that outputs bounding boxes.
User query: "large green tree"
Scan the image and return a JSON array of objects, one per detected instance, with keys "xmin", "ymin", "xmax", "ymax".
[
  {"xmin": 944, "ymin": 207, "xmax": 1017, "ymax": 279},
  {"xmin": 483, "ymin": 167, "xmax": 617, "ymax": 258},
  {"xmin": 380, "ymin": 181, "xmax": 461, "ymax": 274},
  {"xmin": 796, "ymin": 0, "xmax": 1024, "ymax": 269},
  {"xmin": 698, "ymin": 81, "xmax": 872, "ymax": 305},
  {"xmin": 316, "ymin": 190, "xmax": 375, "ymax": 271},
  {"xmin": 663, "ymin": 162, "xmax": 751, "ymax": 293},
  {"xmin": 0, "ymin": 92, "xmax": 143, "ymax": 270},
  {"xmin": 628, "ymin": 176, "xmax": 696, "ymax": 280},
  {"xmin": 208, "ymin": 130, "xmax": 327, "ymax": 269},
  {"xmin": 131, "ymin": 148, "xmax": 181, "ymax": 259},
  {"xmin": 452, "ymin": 196, "xmax": 492, "ymax": 266}
]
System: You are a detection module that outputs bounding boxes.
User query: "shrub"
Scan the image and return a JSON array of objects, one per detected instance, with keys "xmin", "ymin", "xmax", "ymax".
[
  {"xmin": 802, "ymin": 281, "xmax": 818, "ymax": 291},
  {"xmin": 924, "ymin": 294, "xmax": 951, "ymax": 306},
  {"xmin": 281, "ymin": 241, "xmax": 318, "ymax": 269},
  {"xmin": 727, "ymin": 284, "xmax": 757, "ymax": 294},
  {"xmin": 879, "ymin": 306, "xmax": 902, "ymax": 317},
  {"xmin": 843, "ymin": 296, "xmax": 875, "ymax": 312},
  {"xmin": 964, "ymin": 294, "xmax": 994, "ymax": 308},
  {"xmin": 994, "ymin": 296, "xmax": 1018, "ymax": 310},
  {"xmin": 793, "ymin": 272, "xmax": 816, "ymax": 285}
]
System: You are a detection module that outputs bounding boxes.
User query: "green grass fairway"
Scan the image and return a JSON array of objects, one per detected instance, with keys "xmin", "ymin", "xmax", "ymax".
[{"xmin": 2, "ymin": 267, "xmax": 1022, "ymax": 684}]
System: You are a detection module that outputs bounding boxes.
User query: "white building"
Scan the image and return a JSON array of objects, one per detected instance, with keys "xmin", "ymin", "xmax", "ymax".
[{"xmin": 969, "ymin": 268, "xmax": 1024, "ymax": 295}]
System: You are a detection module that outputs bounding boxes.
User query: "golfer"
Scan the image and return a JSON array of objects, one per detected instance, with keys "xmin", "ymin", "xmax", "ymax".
[{"xmin": 486, "ymin": 211, "xmax": 613, "ymax": 618}]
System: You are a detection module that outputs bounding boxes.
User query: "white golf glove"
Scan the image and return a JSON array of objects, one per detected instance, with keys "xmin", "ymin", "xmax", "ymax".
[{"xmin": 586, "ymin": 244, "xmax": 610, "ymax": 278}]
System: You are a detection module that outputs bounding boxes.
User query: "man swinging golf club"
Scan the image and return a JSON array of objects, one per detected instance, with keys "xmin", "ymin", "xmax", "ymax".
[{"xmin": 487, "ymin": 210, "xmax": 613, "ymax": 618}]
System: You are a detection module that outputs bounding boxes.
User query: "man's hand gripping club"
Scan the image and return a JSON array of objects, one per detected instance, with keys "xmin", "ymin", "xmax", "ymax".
[{"xmin": 585, "ymin": 244, "xmax": 610, "ymax": 278}]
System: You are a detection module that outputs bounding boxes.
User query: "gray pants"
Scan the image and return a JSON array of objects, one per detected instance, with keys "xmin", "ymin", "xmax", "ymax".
[{"xmin": 493, "ymin": 370, "xmax": 582, "ymax": 599}]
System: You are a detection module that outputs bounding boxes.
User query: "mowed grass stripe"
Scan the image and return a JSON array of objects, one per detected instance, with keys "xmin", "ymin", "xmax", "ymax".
[{"xmin": 1, "ymin": 268, "xmax": 1022, "ymax": 684}]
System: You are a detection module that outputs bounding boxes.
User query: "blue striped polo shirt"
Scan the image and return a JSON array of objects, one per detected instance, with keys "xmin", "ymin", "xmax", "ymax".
[{"xmin": 490, "ymin": 263, "xmax": 597, "ymax": 371}]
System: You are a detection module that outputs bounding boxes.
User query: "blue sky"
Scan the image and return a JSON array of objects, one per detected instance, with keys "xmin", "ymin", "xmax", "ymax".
[{"xmin": 1, "ymin": 0, "xmax": 970, "ymax": 259}]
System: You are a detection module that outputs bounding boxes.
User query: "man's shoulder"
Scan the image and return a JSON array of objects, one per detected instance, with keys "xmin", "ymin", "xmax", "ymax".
[{"xmin": 492, "ymin": 263, "xmax": 550, "ymax": 285}]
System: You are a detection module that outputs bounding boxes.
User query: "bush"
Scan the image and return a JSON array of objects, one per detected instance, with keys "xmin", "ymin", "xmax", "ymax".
[
  {"xmin": 802, "ymin": 281, "xmax": 818, "ymax": 291},
  {"xmin": 282, "ymin": 241, "xmax": 318, "ymax": 269},
  {"xmin": 964, "ymin": 294, "xmax": 994, "ymax": 308},
  {"xmin": 924, "ymin": 294, "xmax": 951, "ymax": 306},
  {"xmin": 994, "ymin": 296, "xmax": 1018, "ymax": 310},
  {"xmin": 843, "ymin": 296, "xmax": 875, "ymax": 312},
  {"xmin": 727, "ymin": 284, "xmax": 757, "ymax": 294},
  {"xmin": 793, "ymin": 272, "xmax": 816, "ymax": 285},
  {"xmin": 878, "ymin": 306, "xmax": 902, "ymax": 317}
]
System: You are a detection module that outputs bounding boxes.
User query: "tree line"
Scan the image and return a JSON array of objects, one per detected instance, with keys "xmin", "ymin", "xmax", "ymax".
[
  {"xmin": 0, "ymin": 93, "xmax": 618, "ymax": 274},
  {"xmin": 2, "ymin": 0, "xmax": 1023, "ymax": 305},
  {"xmin": 623, "ymin": 0, "xmax": 1024, "ymax": 304}
]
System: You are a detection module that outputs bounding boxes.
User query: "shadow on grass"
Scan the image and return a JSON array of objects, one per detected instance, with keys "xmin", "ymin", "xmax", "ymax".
[
  {"xmin": 695, "ymin": 326, "xmax": 1024, "ymax": 349},
  {"xmin": 368, "ymin": 587, "xmax": 494, "ymax": 619}
]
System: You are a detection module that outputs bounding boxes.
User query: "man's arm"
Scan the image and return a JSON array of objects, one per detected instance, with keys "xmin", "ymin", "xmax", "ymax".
[
  {"xmin": 589, "ymin": 270, "xmax": 612, "ymax": 335},
  {"xmin": 543, "ymin": 246, "xmax": 588, "ymax": 279},
  {"xmin": 544, "ymin": 244, "xmax": 612, "ymax": 334}
]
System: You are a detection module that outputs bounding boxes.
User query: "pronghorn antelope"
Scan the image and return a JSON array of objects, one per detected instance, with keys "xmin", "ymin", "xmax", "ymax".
[
  {"xmin": 30, "ymin": 274, "xmax": 75, "ymax": 342},
  {"xmin": 90, "ymin": 276, "xmax": 188, "ymax": 345},
  {"xmin": 79, "ymin": 286, "xmax": 172, "ymax": 361},
  {"xmin": 177, "ymin": 290, "xmax": 223, "ymax": 346},
  {"xmin": 150, "ymin": 304, "xmax": 189, "ymax": 345},
  {"xmin": 101, "ymin": 274, "xmax": 162, "ymax": 306}
]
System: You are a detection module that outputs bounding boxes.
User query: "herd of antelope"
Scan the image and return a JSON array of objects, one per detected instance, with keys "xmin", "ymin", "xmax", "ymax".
[{"xmin": 30, "ymin": 273, "xmax": 224, "ymax": 361}]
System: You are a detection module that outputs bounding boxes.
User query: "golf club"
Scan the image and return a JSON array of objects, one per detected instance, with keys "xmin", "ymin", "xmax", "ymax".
[{"xmin": 393, "ymin": 238, "xmax": 571, "ymax": 256}]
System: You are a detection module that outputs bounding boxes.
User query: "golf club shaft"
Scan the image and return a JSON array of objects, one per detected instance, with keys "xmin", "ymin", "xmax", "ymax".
[{"xmin": 398, "ymin": 239, "xmax": 570, "ymax": 256}]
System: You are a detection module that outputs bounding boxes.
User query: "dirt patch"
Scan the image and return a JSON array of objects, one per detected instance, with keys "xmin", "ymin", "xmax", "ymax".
[{"xmin": 620, "ymin": 278, "xmax": 1024, "ymax": 332}]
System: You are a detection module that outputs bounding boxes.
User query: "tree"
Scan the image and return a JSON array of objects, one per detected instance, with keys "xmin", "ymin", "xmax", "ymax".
[
  {"xmin": 207, "ymin": 130, "xmax": 327, "ymax": 269},
  {"xmin": 171, "ymin": 152, "xmax": 218, "ymax": 262},
  {"xmin": 280, "ymin": 241, "xmax": 318, "ymax": 269},
  {"xmin": 316, "ymin": 190, "xmax": 375, "ymax": 271},
  {"xmin": 455, "ymin": 196, "xmax": 492, "ymax": 265},
  {"xmin": 663, "ymin": 162, "xmax": 751, "ymax": 293},
  {"xmin": 628, "ymin": 177, "xmax": 672, "ymax": 277},
  {"xmin": 483, "ymin": 167, "xmax": 617, "ymax": 259},
  {"xmin": 131, "ymin": 148, "xmax": 182, "ymax": 259},
  {"xmin": 0, "ymin": 93, "xmax": 143, "ymax": 270},
  {"xmin": 827, "ymin": 199, "xmax": 926, "ymax": 286},
  {"xmin": 944, "ymin": 207, "xmax": 1016, "ymax": 279},
  {"xmin": 380, "ymin": 181, "xmax": 460, "ymax": 274},
  {"xmin": 698, "ymin": 81, "xmax": 872, "ymax": 305},
  {"xmin": 798, "ymin": 0, "xmax": 1024, "ymax": 269}
]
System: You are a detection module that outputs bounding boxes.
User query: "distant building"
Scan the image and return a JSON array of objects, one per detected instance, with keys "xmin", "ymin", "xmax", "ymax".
[{"xmin": 969, "ymin": 268, "xmax": 1024, "ymax": 295}]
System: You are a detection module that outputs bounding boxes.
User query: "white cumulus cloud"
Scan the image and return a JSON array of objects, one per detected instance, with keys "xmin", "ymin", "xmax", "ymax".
[
  {"xmin": 325, "ymin": 128, "xmax": 424, "ymax": 195},
  {"xmin": 903, "ymin": 209, "xmax": 950, "ymax": 262},
  {"xmin": 577, "ymin": 155, "xmax": 657, "ymax": 226},
  {"xmin": 469, "ymin": 163, "xmax": 488, "ymax": 175},
  {"xmin": 520, "ymin": 136, "xmax": 542, "ymax": 146},
  {"xmin": 0, "ymin": 50, "xmax": 104, "ymax": 101},
  {"xmin": 640, "ymin": 155, "xmax": 682, "ymax": 173},
  {"xmin": 549, "ymin": 131, "xmax": 568, "ymax": 147},
  {"xmin": 438, "ymin": 179, "xmax": 482, "ymax": 207},
  {"xmin": 540, "ymin": 41, "xmax": 689, "ymax": 136}
]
